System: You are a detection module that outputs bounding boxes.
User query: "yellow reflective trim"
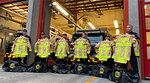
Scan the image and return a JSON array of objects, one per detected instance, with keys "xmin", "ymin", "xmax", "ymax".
[{"xmin": 135, "ymin": 52, "xmax": 140, "ymax": 56}]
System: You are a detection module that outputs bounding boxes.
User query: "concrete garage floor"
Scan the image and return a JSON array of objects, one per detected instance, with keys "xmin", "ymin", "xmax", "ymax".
[{"xmin": 0, "ymin": 64, "xmax": 149, "ymax": 83}]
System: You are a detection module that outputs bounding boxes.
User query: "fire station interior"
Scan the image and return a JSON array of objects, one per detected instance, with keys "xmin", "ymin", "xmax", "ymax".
[{"xmin": 0, "ymin": 0, "xmax": 123, "ymax": 50}]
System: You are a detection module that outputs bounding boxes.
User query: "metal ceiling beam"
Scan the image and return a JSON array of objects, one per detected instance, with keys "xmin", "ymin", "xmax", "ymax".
[
  {"xmin": 63, "ymin": 0, "xmax": 87, "ymax": 3},
  {"xmin": 3, "ymin": 4, "xmax": 28, "ymax": 8},
  {"xmin": 64, "ymin": 0, "xmax": 118, "ymax": 6},
  {"xmin": 70, "ymin": 5, "xmax": 122, "ymax": 11},
  {"xmin": 67, "ymin": 2, "xmax": 122, "ymax": 9},
  {"xmin": 9, "ymin": 7, "xmax": 28, "ymax": 10},
  {"xmin": 77, "ymin": 7, "xmax": 123, "ymax": 13}
]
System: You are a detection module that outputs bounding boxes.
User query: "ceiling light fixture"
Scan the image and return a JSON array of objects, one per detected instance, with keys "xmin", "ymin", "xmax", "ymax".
[
  {"xmin": 114, "ymin": 20, "xmax": 119, "ymax": 28},
  {"xmin": 9, "ymin": 33, "xmax": 13, "ymax": 36},
  {"xmin": 13, "ymin": 6, "xmax": 19, "ymax": 9},
  {"xmin": 52, "ymin": 2, "xmax": 69, "ymax": 16},
  {"xmin": 88, "ymin": 22, "xmax": 95, "ymax": 29},
  {"xmin": 24, "ymin": 11, "xmax": 28, "ymax": 13},
  {"xmin": 116, "ymin": 29, "xmax": 120, "ymax": 34}
]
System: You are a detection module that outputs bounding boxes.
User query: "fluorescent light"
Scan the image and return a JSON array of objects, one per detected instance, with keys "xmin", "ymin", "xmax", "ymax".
[
  {"xmin": 52, "ymin": 2, "xmax": 69, "ymax": 16},
  {"xmin": 116, "ymin": 29, "xmax": 120, "ymax": 34},
  {"xmin": 114, "ymin": 20, "xmax": 119, "ymax": 28},
  {"xmin": 24, "ymin": 11, "xmax": 28, "ymax": 13},
  {"xmin": 9, "ymin": 33, "xmax": 13, "ymax": 36},
  {"xmin": 88, "ymin": 22, "xmax": 95, "ymax": 29},
  {"xmin": 13, "ymin": 6, "xmax": 19, "ymax": 9},
  {"xmin": 19, "ymin": 9, "xmax": 24, "ymax": 11}
]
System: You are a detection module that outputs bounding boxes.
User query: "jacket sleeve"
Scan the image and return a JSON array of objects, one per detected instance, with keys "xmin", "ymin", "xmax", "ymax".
[
  {"xmin": 34, "ymin": 40, "xmax": 39, "ymax": 53},
  {"xmin": 66, "ymin": 41, "xmax": 70, "ymax": 54},
  {"xmin": 11, "ymin": 39, "xmax": 17, "ymax": 52},
  {"xmin": 48, "ymin": 40, "xmax": 53, "ymax": 53},
  {"xmin": 27, "ymin": 38, "xmax": 32, "ymax": 52},
  {"xmin": 86, "ymin": 40, "xmax": 91, "ymax": 54},
  {"xmin": 54, "ymin": 41, "xmax": 58, "ymax": 52},
  {"xmin": 132, "ymin": 38, "xmax": 140, "ymax": 56},
  {"xmin": 112, "ymin": 39, "xmax": 116, "ymax": 54},
  {"xmin": 50, "ymin": 42, "xmax": 54, "ymax": 53},
  {"xmin": 95, "ymin": 42, "xmax": 101, "ymax": 53}
]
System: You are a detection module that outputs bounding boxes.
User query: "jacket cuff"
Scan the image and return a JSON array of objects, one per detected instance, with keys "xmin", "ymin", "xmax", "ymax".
[
  {"xmin": 35, "ymin": 50, "xmax": 38, "ymax": 53},
  {"xmin": 68, "ymin": 51, "xmax": 70, "ymax": 54},
  {"xmin": 135, "ymin": 52, "xmax": 140, "ymax": 56},
  {"xmin": 51, "ymin": 51, "xmax": 53, "ymax": 53},
  {"xmin": 87, "ymin": 51, "xmax": 90, "ymax": 54}
]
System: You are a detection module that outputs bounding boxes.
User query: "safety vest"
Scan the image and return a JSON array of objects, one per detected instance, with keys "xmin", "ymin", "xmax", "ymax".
[
  {"xmin": 55, "ymin": 38, "xmax": 69, "ymax": 59},
  {"xmin": 95, "ymin": 40, "xmax": 113, "ymax": 61},
  {"xmin": 12, "ymin": 36, "xmax": 32, "ymax": 58},
  {"xmin": 112, "ymin": 33, "xmax": 139, "ymax": 64},
  {"xmin": 74, "ymin": 37, "xmax": 91, "ymax": 59},
  {"xmin": 35, "ymin": 38, "xmax": 53, "ymax": 58}
]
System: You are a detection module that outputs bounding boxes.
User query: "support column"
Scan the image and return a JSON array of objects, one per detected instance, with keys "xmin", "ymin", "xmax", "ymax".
[
  {"xmin": 129, "ymin": 0, "xmax": 140, "ymax": 34},
  {"xmin": 128, "ymin": 0, "xmax": 141, "ymax": 79},
  {"xmin": 123, "ymin": 0, "xmax": 129, "ymax": 33},
  {"xmin": 26, "ymin": 0, "xmax": 52, "ymax": 65},
  {"xmin": 26, "ymin": 0, "xmax": 41, "ymax": 65},
  {"xmin": 42, "ymin": 0, "xmax": 52, "ymax": 38}
]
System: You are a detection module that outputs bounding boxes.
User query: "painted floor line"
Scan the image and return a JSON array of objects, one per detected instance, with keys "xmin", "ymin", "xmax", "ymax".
[{"xmin": 85, "ymin": 76, "xmax": 97, "ymax": 83}]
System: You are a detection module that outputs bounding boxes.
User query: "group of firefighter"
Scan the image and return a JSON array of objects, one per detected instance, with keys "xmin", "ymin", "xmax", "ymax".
[{"xmin": 3, "ymin": 24, "xmax": 140, "ymax": 83}]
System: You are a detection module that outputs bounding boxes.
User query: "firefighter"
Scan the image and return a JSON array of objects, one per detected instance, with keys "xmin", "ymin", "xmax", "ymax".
[
  {"xmin": 112, "ymin": 33, "xmax": 139, "ymax": 67},
  {"xmin": 74, "ymin": 32, "xmax": 91, "ymax": 62},
  {"xmin": 22, "ymin": 29, "xmax": 31, "ymax": 64},
  {"xmin": 72, "ymin": 32, "xmax": 91, "ymax": 74},
  {"xmin": 127, "ymin": 24, "xmax": 140, "ymax": 77},
  {"xmin": 35, "ymin": 32, "xmax": 53, "ymax": 63},
  {"xmin": 22, "ymin": 29, "xmax": 31, "ymax": 42},
  {"xmin": 62, "ymin": 33, "xmax": 70, "ymax": 44},
  {"xmin": 54, "ymin": 36, "xmax": 69, "ymax": 61},
  {"xmin": 52, "ymin": 36, "xmax": 69, "ymax": 73},
  {"xmin": 95, "ymin": 35, "xmax": 113, "ymax": 63},
  {"xmin": 11, "ymin": 30, "xmax": 32, "ymax": 63}
]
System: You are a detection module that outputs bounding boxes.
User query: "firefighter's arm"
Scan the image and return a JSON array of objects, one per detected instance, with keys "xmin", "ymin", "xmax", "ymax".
[
  {"xmin": 112, "ymin": 39, "xmax": 116, "ymax": 53},
  {"xmin": 132, "ymin": 38, "xmax": 140, "ymax": 57},
  {"xmin": 87, "ymin": 40, "xmax": 91, "ymax": 54},
  {"xmin": 54, "ymin": 42, "xmax": 58, "ymax": 52},
  {"xmin": 11, "ymin": 40, "xmax": 16, "ymax": 53},
  {"xmin": 34, "ymin": 40, "xmax": 39, "ymax": 53},
  {"xmin": 27, "ymin": 38, "xmax": 32, "ymax": 52},
  {"xmin": 49, "ymin": 41, "xmax": 53, "ymax": 53},
  {"xmin": 66, "ymin": 42, "xmax": 70, "ymax": 54},
  {"xmin": 95, "ymin": 42, "xmax": 100, "ymax": 53}
]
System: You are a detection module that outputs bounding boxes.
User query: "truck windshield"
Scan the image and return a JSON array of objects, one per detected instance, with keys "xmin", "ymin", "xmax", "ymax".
[
  {"xmin": 87, "ymin": 36, "xmax": 103, "ymax": 43},
  {"xmin": 71, "ymin": 33, "xmax": 104, "ymax": 43}
]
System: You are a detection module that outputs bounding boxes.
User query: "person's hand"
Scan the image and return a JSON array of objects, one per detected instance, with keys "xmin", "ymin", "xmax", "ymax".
[{"xmin": 131, "ymin": 35, "xmax": 135, "ymax": 38}]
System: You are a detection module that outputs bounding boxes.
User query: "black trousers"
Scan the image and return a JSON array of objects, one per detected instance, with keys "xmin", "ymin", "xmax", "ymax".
[
  {"xmin": 16, "ymin": 57, "xmax": 27, "ymax": 63},
  {"xmin": 130, "ymin": 51, "xmax": 139, "ymax": 74},
  {"xmin": 35, "ymin": 56, "xmax": 47, "ymax": 63}
]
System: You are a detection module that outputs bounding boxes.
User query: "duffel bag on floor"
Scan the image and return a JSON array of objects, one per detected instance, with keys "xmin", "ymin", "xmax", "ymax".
[
  {"xmin": 74, "ymin": 63, "xmax": 89, "ymax": 74},
  {"xmin": 27, "ymin": 62, "xmax": 48, "ymax": 72},
  {"xmin": 92, "ymin": 64, "xmax": 110, "ymax": 78},
  {"xmin": 50, "ymin": 62, "xmax": 68, "ymax": 74},
  {"xmin": 109, "ymin": 67, "xmax": 132, "ymax": 83},
  {"xmin": 2, "ymin": 61, "xmax": 26, "ymax": 72}
]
